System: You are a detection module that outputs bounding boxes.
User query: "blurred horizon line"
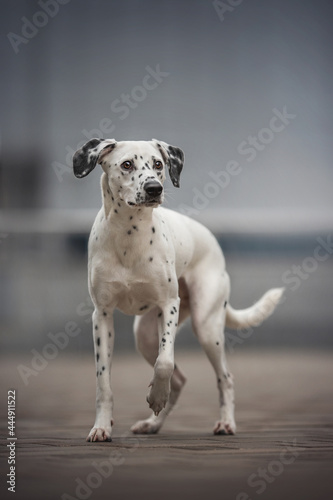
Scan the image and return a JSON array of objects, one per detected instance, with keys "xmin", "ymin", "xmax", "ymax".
[{"xmin": 0, "ymin": 207, "xmax": 332, "ymax": 236}]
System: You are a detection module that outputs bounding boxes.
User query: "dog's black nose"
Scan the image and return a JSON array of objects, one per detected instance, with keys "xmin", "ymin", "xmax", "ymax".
[{"xmin": 144, "ymin": 181, "xmax": 163, "ymax": 197}]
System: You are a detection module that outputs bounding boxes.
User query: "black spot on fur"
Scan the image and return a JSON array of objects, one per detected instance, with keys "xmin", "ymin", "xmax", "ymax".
[
  {"xmin": 224, "ymin": 301, "xmax": 228, "ymax": 308},
  {"xmin": 149, "ymin": 257, "xmax": 153, "ymax": 262},
  {"xmin": 128, "ymin": 230, "xmax": 132, "ymax": 235},
  {"xmin": 95, "ymin": 325, "xmax": 98, "ymax": 330},
  {"xmin": 96, "ymin": 353, "xmax": 99, "ymax": 362},
  {"xmin": 102, "ymin": 366, "xmax": 105, "ymax": 371},
  {"xmin": 97, "ymin": 337, "xmax": 100, "ymax": 346},
  {"xmin": 152, "ymin": 227, "xmax": 155, "ymax": 233},
  {"xmin": 158, "ymin": 312, "xmax": 162, "ymax": 317},
  {"xmin": 109, "ymin": 332, "xmax": 112, "ymax": 338},
  {"xmin": 139, "ymin": 305, "xmax": 148, "ymax": 311}
]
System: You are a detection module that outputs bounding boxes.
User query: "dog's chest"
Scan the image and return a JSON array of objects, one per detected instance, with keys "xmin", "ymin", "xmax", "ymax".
[
  {"xmin": 91, "ymin": 257, "xmax": 172, "ymax": 315},
  {"xmin": 89, "ymin": 224, "xmax": 177, "ymax": 315}
]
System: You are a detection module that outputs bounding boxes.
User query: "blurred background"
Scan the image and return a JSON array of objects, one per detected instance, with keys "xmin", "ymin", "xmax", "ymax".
[{"xmin": 0, "ymin": 0, "xmax": 332, "ymax": 355}]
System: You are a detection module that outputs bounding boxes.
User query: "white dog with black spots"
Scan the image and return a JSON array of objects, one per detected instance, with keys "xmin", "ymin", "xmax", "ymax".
[{"xmin": 73, "ymin": 138, "xmax": 284, "ymax": 442}]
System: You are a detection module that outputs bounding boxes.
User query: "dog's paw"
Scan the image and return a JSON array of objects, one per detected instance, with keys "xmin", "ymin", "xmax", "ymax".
[
  {"xmin": 213, "ymin": 420, "xmax": 236, "ymax": 435},
  {"xmin": 146, "ymin": 380, "xmax": 170, "ymax": 416},
  {"xmin": 86, "ymin": 426, "xmax": 112, "ymax": 442},
  {"xmin": 130, "ymin": 418, "xmax": 161, "ymax": 435}
]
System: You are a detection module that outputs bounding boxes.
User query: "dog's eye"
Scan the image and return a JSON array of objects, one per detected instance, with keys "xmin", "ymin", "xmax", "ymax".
[
  {"xmin": 121, "ymin": 161, "xmax": 133, "ymax": 171},
  {"xmin": 154, "ymin": 160, "xmax": 163, "ymax": 170}
]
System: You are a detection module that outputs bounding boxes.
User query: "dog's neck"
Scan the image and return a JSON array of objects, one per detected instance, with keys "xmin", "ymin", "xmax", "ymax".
[
  {"xmin": 107, "ymin": 200, "xmax": 155, "ymax": 229},
  {"xmin": 104, "ymin": 200, "xmax": 157, "ymax": 267}
]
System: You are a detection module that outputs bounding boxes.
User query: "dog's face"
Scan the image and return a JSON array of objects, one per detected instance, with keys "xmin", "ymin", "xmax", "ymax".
[
  {"xmin": 73, "ymin": 139, "xmax": 184, "ymax": 209},
  {"xmin": 100, "ymin": 141, "xmax": 166, "ymax": 208}
]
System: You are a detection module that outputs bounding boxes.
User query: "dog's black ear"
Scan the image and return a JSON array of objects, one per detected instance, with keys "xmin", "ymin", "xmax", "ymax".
[
  {"xmin": 152, "ymin": 139, "xmax": 184, "ymax": 188},
  {"xmin": 73, "ymin": 138, "xmax": 117, "ymax": 178}
]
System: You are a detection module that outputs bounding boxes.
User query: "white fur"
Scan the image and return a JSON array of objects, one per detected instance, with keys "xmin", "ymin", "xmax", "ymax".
[{"xmin": 73, "ymin": 139, "xmax": 284, "ymax": 442}]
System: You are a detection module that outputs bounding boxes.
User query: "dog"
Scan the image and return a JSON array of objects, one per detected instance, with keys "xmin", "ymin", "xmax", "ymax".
[{"xmin": 73, "ymin": 138, "xmax": 284, "ymax": 442}]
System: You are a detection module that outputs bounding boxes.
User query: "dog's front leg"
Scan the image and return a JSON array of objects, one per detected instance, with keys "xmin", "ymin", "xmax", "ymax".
[
  {"xmin": 87, "ymin": 308, "xmax": 115, "ymax": 442},
  {"xmin": 146, "ymin": 298, "xmax": 180, "ymax": 415}
]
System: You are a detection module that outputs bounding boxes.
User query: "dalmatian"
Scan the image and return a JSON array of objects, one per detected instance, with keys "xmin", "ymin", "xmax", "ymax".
[{"xmin": 73, "ymin": 138, "xmax": 284, "ymax": 442}]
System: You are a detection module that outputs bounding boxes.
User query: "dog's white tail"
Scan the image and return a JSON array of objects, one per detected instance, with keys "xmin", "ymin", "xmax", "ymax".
[{"xmin": 225, "ymin": 288, "xmax": 284, "ymax": 330}]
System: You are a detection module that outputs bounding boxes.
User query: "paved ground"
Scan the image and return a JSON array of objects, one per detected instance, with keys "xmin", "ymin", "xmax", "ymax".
[{"xmin": 1, "ymin": 350, "xmax": 333, "ymax": 500}]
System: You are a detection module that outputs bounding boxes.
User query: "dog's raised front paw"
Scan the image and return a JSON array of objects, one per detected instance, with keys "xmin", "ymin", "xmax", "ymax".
[
  {"xmin": 86, "ymin": 426, "xmax": 112, "ymax": 442},
  {"xmin": 130, "ymin": 418, "xmax": 161, "ymax": 435},
  {"xmin": 213, "ymin": 420, "xmax": 236, "ymax": 435},
  {"xmin": 146, "ymin": 380, "xmax": 170, "ymax": 416}
]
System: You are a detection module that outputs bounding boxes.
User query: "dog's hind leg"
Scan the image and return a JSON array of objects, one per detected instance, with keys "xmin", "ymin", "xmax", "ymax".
[
  {"xmin": 131, "ymin": 305, "xmax": 189, "ymax": 434},
  {"xmin": 189, "ymin": 266, "xmax": 236, "ymax": 435}
]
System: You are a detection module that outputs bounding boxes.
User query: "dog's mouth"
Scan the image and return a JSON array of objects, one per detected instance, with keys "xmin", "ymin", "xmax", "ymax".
[
  {"xmin": 127, "ymin": 197, "xmax": 163, "ymax": 208},
  {"xmin": 143, "ymin": 198, "xmax": 162, "ymax": 207}
]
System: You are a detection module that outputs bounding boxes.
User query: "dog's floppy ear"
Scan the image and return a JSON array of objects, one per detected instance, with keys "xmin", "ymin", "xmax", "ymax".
[
  {"xmin": 152, "ymin": 139, "xmax": 184, "ymax": 188},
  {"xmin": 73, "ymin": 138, "xmax": 117, "ymax": 178}
]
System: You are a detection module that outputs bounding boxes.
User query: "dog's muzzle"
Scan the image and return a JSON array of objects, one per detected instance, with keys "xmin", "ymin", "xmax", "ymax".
[{"xmin": 143, "ymin": 180, "xmax": 163, "ymax": 202}]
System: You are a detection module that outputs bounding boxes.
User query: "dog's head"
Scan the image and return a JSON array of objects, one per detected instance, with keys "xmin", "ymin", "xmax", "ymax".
[{"xmin": 73, "ymin": 139, "xmax": 184, "ymax": 208}]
